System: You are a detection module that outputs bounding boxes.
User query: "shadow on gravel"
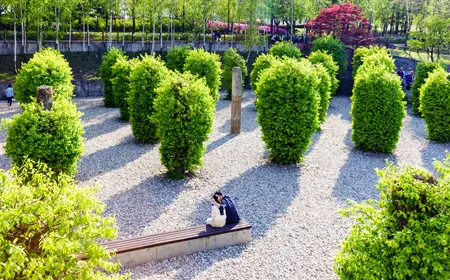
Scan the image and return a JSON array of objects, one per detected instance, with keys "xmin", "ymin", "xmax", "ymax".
[
  {"xmin": 76, "ymin": 135, "xmax": 153, "ymax": 182},
  {"xmin": 104, "ymin": 174, "xmax": 186, "ymax": 238},
  {"xmin": 138, "ymin": 164, "xmax": 301, "ymax": 280},
  {"xmin": 327, "ymin": 96, "xmax": 352, "ymax": 122},
  {"xmin": 332, "ymin": 129, "xmax": 397, "ymax": 202},
  {"xmin": 83, "ymin": 117, "xmax": 129, "ymax": 140},
  {"xmin": 421, "ymin": 143, "xmax": 450, "ymax": 174},
  {"xmin": 0, "ymin": 154, "xmax": 11, "ymax": 170}
]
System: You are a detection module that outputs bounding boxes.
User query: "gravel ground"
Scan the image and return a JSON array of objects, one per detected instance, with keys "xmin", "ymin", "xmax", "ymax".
[{"xmin": 0, "ymin": 91, "xmax": 449, "ymax": 280}]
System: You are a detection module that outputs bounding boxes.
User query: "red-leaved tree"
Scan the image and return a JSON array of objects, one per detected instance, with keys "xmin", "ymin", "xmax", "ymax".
[{"xmin": 306, "ymin": 3, "xmax": 374, "ymax": 47}]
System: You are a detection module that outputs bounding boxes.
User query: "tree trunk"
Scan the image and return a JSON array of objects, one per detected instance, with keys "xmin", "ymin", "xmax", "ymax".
[
  {"xmin": 69, "ymin": 13, "xmax": 72, "ymax": 51},
  {"xmin": 141, "ymin": 14, "xmax": 145, "ymax": 49},
  {"xmin": 160, "ymin": 18, "xmax": 163, "ymax": 49},
  {"xmin": 151, "ymin": 0, "xmax": 156, "ymax": 54},
  {"xmin": 14, "ymin": 9, "xmax": 17, "ymax": 73},
  {"xmin": 109, "ymin": 0, "xmax": 113, "ymax": 47},
  {"xmin": 82, "ymin": 6, "xmax": 86, "ymax": 51},
  {"xmin": 132, "ymin": 7, "xmax": 136, "ymax": 42},
  {"xmin": 55, "ymin": 6, "xmax": 59, "ymax": 51}
]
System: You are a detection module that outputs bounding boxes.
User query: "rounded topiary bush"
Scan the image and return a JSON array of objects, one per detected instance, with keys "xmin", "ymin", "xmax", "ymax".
[
  {"xmin": 352, "ymin": 46, "xmax": 389, "ymax": 77},
  {"xmin": 14, "ymin": 48, "xmax": 74, "ymax": 103},
  {"xmin": 356, "ymin": 52, "xmax": 395, "ymax": 75},
  {"xmin": 111, "ymin": 57, "xmax": 137, "ymax": 121},
  {"xmin": 411, "ymin": 61, "xmax": 445, "ymax": 114},
  {"xmin": 308, "ymin": 50, "xmax": 339, "ymax": 94},
  {"xmin": 313, "ymin": 63, "xmax": 332, "ymax": 125},
  {"xmin": 129, "ymin": 54, "xmax": 169, "ymax": 143},
  {"xmin": 250, "ymin": 53, "xmax": 277, "ymax": 92},
  {"xmin": 419, "ymin": 68, "xmax": 450, "ymax": 142},
  {"xmin": 153, "ymin": 72, "xmax": 215, "ymax": 178},
  {"xmin": 351, "ymin": 65, "xmax": 405, "ymax": 153},
  {"xmin": 335, "ymin": 157, "xmax": 450, "ymax": 280},
  {"xmin": 183, "ymin": 49, "xmax": 222, "ymax": 103},
  {"xmin": 311, "ymin": 36, "xmax": 347, "ymax": 79},
  {"xmin": 223, "ymin": 48, "xmax": 248, "ymax": 99},
  {"xmin": 1, "ymin": 86, "xmax": 84, "ymax": 176},
  {"xmin": 256, "ymin": 58, "xmax": 319, "ymax": 164},
  {"xmin": 269, "ymin": 41, "xmax": 302, "ymax": 60},
  {"xmin": 100, "ymin": 47, "xmax": 127, "ymax": 107},
  {"xmin": 166, "ymin": 45, "xmax": 191, "ymax": 72}
]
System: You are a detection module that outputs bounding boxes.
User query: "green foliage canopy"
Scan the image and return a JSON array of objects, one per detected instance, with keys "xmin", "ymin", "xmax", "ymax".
[
  {"xmin": 308, "ymin": 50, "xmax": 339, "ymax": 94},
  {"xmin": 100, "ymin": 47, "xmax": 128, "ymax": 107},
  {"xmin": 223, "ymin": 48, "xmax": 248, "ymax": 98},
  {"xmin": 166, "ymin": 45, "xmax": 191, "ymax": 72},
  {"xmin": 411, "ymin": 61, "xmax": 445, "ymax": 114},
  {"xmin": 352, "ymin": 46, "xmax": 389, "ymax": 77},
  {"xmin": 111, "ymin": 57, "xmax": 138, "ymax": 121},
  {"xmin": 312, "ymin": 36, "xmax": 347, "ymax": 79},
  {"xmin": 250, "ymin": 53, "xmax": 277, "ymax": 92},
  {"xmin": 269, "ymin": 41, "xmax": 302, "ymax": 60}
]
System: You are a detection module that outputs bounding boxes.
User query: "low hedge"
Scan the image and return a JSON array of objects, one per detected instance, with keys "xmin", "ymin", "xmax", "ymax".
[
  {"xmin": 256, "ymin": 58, "xmax": 319, "ymax": 164},
  {"xmin": 100, "ymin": 47, "xmax": 127, "ymax": 107},
  {"xmin": 352, "ymin": 46, "xmax": 389, "ymax": 77},
  {"xmin": 312, "ymin": 36, "xmax": 347, "ymax": 79},
  {"xmin": 129, "ymin": 55, "xmax": 169, "ymax": 143},
  {"xmin": 419, "ymin": 68, "xmax": 450, "ymax": 142},
  {"xmin": 250, "ymin": 53, "xmax": 277, "ymax": 92},
  {"xmin": 153, "ymin": 72, "xmax": 215, "ymax": 178},
  {"xmin": 166, "ymin": 45, "xmax": 191, "ymax": 72},
  {"xmin": 356, "ymin": 52, "xmax": 395, "ymax": 75},
  {"xmin": 269, "ymin": 41, "xmax": 302, "ymax": 60},
  {"xmin": 308, "ymin": 50, "xmax": 339, "ymax": 94},
  {"xmin": 411, "ymin": 61, "xmax": 445, "ymax": 114}
]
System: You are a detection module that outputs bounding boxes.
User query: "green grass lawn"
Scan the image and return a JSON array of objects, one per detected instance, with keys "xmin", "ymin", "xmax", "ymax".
[{"xmin": 390, "ymin": 49, "xmax": 450, "ymax": 65}]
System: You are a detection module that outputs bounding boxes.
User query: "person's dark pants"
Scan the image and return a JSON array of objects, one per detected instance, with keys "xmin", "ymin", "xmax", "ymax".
[{"xmin": 7, "ymin": 97, "xmax": 12, "ymax": 106}]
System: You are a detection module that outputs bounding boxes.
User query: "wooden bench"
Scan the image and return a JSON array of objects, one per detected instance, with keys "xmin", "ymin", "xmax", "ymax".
[{"xmin": 103, "ymin": 220, "xmax": 252, "ymax": 267}]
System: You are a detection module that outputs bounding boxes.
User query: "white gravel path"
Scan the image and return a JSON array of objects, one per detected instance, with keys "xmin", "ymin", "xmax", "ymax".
[{"xmin": 0, "ymin": 91, "xmax": 449, "ymax": 280}]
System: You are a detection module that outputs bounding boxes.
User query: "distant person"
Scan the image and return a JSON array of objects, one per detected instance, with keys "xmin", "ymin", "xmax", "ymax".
[
  {"xmin": 405, "ymin": 68, "xmax": 414, "ymax": 90},
  {"xmin": 396, "ymin": 67, "xmax": 405, "ymax": 87},
  {"xmin": 211, "ymin": 192, "xmax": 240, "ymax": 225},
  {"xmin": 5, "ymin": 84, "xmax": 13, "ymax": 106},
  {"xmin": 207, "ymin": 194, "xmax": 227, "ymax": 228}
]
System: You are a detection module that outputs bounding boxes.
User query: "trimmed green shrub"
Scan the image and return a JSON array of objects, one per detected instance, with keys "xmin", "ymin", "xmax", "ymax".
[
  {"xmin": 312, "ymin": 36, "xmax": 347, "ymax": 78},
  {"xmin": 2, "ymin": 87, "xmax": 84, "ymax": 176},
  {"xmin": 269, "ymin": 41, "xmax": 302, "ymax": 60},
  {"xmin": 420, "ymin": 68, "xmax": 450, "ymax": 142},
  {"xmin": 0, "ymin": 160, "xmax": 127, "ymax": 279},
  {"xmin": 352, "ymin": 46, "xmax": 389, "ymax": 77},
  {"xmin": 166, "ymin": 45, "xmax": 191, "ymax": 72},
  {"xmin": 411, "ymin": 61, "xmax": 445, "ymax": 114},
  {"xmin": 153, "ymin": 72, "xmax": 215, "ymax": 178},
  {"xmin": 111, "ymin": 57, "xmax": 137, "ymax": 121},
  {"xmin": 356, "ymin": 52, "xmax": 396, "ymax": 75},
  {"xmin": 14, "ymin": 48, "xmax": 74, "ymax": 103},
  {"xmin": 335, "ymin": 156, "xmax": 450, "ymax": 280},
  {"xmin": 100, "ymin": 47, "xmax": 127, "ymax": 107},
  {"xmin": 308, "ymin": 50, "xmax": 339, "ymax": 94},
  {"xmin": 129, "ymin": 54, "xmax": 169, "ymax": 143},
  {"xmin": 313, "ymin": 63, "xmax": 332, "ymax": 124},
  {"xmin": 183, "ymin": 49, "xmax": 222, "ymax": 103},
  {"xmin": 223, "ymin": 48, "xmax": 248, "ymax": 99},
  {"xmin": 351, "ymin": 65, "xmax": 405, "ymax": 153},
  {"xmin": 256, "ymin": 58, "xmax": 319, "ymax": 164},
  {"xmin": 250, "ymin": 53, "xmax": 277, "ymax": 91}
]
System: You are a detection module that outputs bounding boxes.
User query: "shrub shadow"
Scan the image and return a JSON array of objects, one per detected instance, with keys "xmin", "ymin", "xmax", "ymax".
[{"xmin": 83, "ymin": 116, "xmax": 129, "ymax": 140}]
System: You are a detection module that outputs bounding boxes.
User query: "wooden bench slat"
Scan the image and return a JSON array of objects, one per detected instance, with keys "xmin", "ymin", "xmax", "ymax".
[{"xmin": 103, "ymin": 221, "xmax": 251, "ymax": 254}]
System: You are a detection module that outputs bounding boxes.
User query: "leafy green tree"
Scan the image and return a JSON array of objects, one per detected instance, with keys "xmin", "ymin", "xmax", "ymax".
[
  {"xmin": 14, "ymin": 48, "xmax": 74, "ymax": 103},
  {"xmin": 420, "ymin": 68, "xmax": 450, "ymax": 142},
  {"xmin": 308, "ymin": 50, "xmax": 339, "ymax": 94},
  {"xmin": 183, "ymin": 49, "xmax": 222, "ymax": 103},
  {"xmin": 100, "ymin": 47, "xmax": 127, "ymax": 107},
  {"xmin": 223, "ymin": 48, "xmax": 248, "ymax": 99},
  {"xmin": 166, "ymin": 45, "xmax": 191, "ymax": 72},
  {"xmin": 312, "ymin": 36, "xmax": 348, "ymax": 79},
  {"xmin": 2, "ymin": 86, "xmax": 84, "ymax": 176},
  {"xmin": 256, "ymin": 58, "xmax": 319, "ymax": 164},
  {"xmin": 129, "ymin": 54, "xmax": 169, "ymax": 143},
  {"xmin": 0, "ymin": 159, "xmax": 127, "ymax": 279},
  {"xmin": 411, "ymin": 61, "xmax": 445, "ymax": 114},
  {"xmin": 335, "ymin": 156, "xmax": 450, "ymax": 280},
  {"xmin": 153, "ymin": 72, "xmax": 215, "ymax": 178},
  {"xmin": 269, "ymin": 41, "xmax": 302, "ymax": 60}
]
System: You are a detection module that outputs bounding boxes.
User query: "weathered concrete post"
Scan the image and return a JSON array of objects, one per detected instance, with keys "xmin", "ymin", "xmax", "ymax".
[
  {"xmin": 231, "ymin": 67, "xmax": 242, "ymax": 134},
  {"xmin": 36, "ymin": 85, "xmax": 53, "ymax": 110}
]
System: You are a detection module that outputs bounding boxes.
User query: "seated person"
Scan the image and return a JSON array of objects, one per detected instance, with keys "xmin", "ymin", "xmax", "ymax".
[
  {"xmin": 207, "ymin": 194, "xmax": 227, "ymax": 227},
  {"xmin": 211, "ymin": 192, "xmax": 240, "ymax": 225}
]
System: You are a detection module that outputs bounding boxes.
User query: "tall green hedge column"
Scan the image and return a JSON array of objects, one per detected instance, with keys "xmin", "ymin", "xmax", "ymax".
[
  {"xmin": 100, "ymin": 47, "xmax": 127, "ymax": 107},
  {"xmin": 153, "ymin": 72, "xmax": 215, "ymax": 178},
  {"xmin": 256, "ymin": 59, "xmax": 320, "ymax": 164},
  {"xmin": 411, "ymin": 61, "xmax": 445, "ymax": 114},
  {"xmin": 351, "ymin": 64, "xmax": 405, "ymax": 153},
  {"xmin": 129, "ymin": 55, "xmax": 169, "ymax": 143}
]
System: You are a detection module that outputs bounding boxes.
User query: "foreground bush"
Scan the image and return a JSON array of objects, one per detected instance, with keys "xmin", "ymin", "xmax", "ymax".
[
  {"xmin": 100, "ymin": 47, "xmax": 127, "ymax": 107},
  {"xmin": 411, "ymin": 61, "xmax": 445, "ymax": 114},
  {"xmin": 335, "ymin": 156, "xmax": 450, "ymax": 279},
  {"xmin": 153, "ymin": 72, "xmax": 214, "ymax": 178},
  {"xmin": 308, "ymin": 50, "xmax": 339, "ymax": 94},
  {"xmin": 312, "ymin": 36, "xmax": 347, "ymax": 78},
  {"xmin": 351, "ymin": 66, "xmax": 405, "ymax": 153},
  {"xmin": 2, "ymin": 86, "xmax": 84, "ymax": 176},
  {"xmin": 14, "ymin": 48, "xmax": 74, "ymax": 103},
  {"xmin": 356, "ymin": 52, "xmax": 395, "ymax": 75},
  {"xmin": 256, "ymin": 58, "xmax": 319, "ymax": 164},
  {"xmin": 0, "ymin": 160, "xmax": 127, "ymax": 279},
  {"xmin": 111, "ymin": 57, "xmax": 137, "ymax": 121},
  {"xmin": 129, "ymin": 55, "xmax": 169, "ymax": 143},
  {"xmin": 223, "ymin": 48, "xmax": 248, "ymax": 99},
  {"xmin": 313, "ymin": 63, "xmax": 332, "ymax": 124},
  {"xmin": 420, "ymin": 68, "xmax": 450, "ymax": 142},
  {"xmin": 166, "ymin": 45, "xmax": 191, "ymax": 72},
  {"xmin": 250, "ymin": 54, "xmax": 277, "ymax": 91},
  {"xmin": 184, "ymin": 49, "xmax": 222, "ymax": 103},
  {"xmin": 269, "ymin": 41, "xmax": 302, "ymax": 60},
  {"xmin": 352, "ymin": 46, "xmax": 389, "ymax": 77}
]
